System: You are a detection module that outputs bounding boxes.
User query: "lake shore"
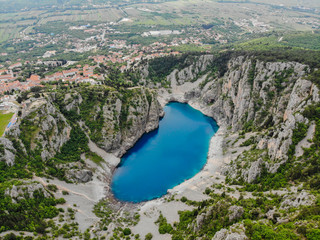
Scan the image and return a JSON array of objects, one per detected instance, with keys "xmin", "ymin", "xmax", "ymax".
[
  {"xmin": 36, "ymin": 87, "xmax": 230, "ymax": 239},
  {"xmin": 130, "ymin": 89, "xmax": 229, "ymax": 239},
  {"xmin": 131, "ymin": 123, "xmax": 228, "ymax": 239}
]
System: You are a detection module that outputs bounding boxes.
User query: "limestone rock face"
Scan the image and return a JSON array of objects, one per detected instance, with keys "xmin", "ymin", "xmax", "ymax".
[
  {"xmin": 193, "ymin": 201, "xmax": 230, "ymax": 232},
  {"xmin": 66, "ymin": 169, "xmax": 93, "ymax": 183},
  {"xmin": 266, "ymin": 209, "xmax": 277, "ymax": 220},
  {"xmin": 281, "ymin": 190, "xmax": 315, "ymax": 209},
  {"xmin": 161, "ymin": 54, "xmax": 319, "ymax": 183},
  {"xmin": 0, "ymin": 137, "xmax": 16, "ymax": 166},
  {"xmin": 194, "ymin": 213, "xmax": 206, "ymax": 232},
  {"xmin": 174, "ymin": 55, "xmax": 214, "ymax": 85},
  {"xmin": 212, "ymin": 226, "xmax": 248, "ymax": 240},
  {"xmin": 213, "ymin": 229, "xmax": 229, "ymax": 240},
  {"xmin": 3, "ymin": 87, "xmax": 163, "ymax": 173},
  {"xmin": 247, "ymin": 158, "xmax": 264, "ymax": 183},
  {"xmin": 65, "ymin": 92, "xmax": 83, "ymax": 112},
  {"xmin": 95, "ymin": 89, "xmax": 163, "ymax": 157},
  {"xmin": 228, "ymin": 206, "xmax": 244, "ymax": 222},
  {"xmin": 8, "ymin": 97, "xmax": 72, "ymax": 162},
  {"xmin": 5, "ymin": 182, "xmax": 51, "ymax": 203}
]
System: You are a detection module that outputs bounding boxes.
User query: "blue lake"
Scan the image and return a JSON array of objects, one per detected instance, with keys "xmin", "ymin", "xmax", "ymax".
[{"xmin": 111, "ymin": 102, "xmax": 219, "ymax": 203}]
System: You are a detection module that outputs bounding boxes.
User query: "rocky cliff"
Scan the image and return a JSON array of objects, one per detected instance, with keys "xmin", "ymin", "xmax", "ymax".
[
  {"xmin": 140, "ymin": 53, "xmax": 320, "ymax": 240},
  {"xmin": 1, "ymin": 52, "xmax": 319, "ymax": 240},
  {"xmin": 156, "ymin": 54, "xmax": 319, "ymax": 184},
  {"xmin": 0, "ymin": 85, "xmax": 163, "ymax": 184},
  {"xmin": 51, "ymin": 86, "xmax": 163, "ymax": 157}
]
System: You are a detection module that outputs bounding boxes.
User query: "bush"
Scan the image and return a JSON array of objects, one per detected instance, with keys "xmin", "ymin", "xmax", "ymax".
[
  {"xmin": 306, "ymin": 229, "xmax": 320, "ymax": 240},
  {"xmin": 159, "ymin": 223, "xmax": 173, "ymax": 234},
  {"xmin": 123, "ymin": 228, "xmax": 131, "ymax": 236},
  {"xmin": 240, "ymin": 137, "xmax": 255, "ymax": 147},
  {"xmin": 156, "ymin": 213, "xmax": 173, "ymax": 234},
  {"xmin": 181, "ymin": 196, "xmax": 188, "ymax": 202},
  {"xmin": 47, "ymin": 184, "xmax": 58, "ymax": 192},
  {"xmin": 145, "ymin": 233, "xmax": 153, "ymax": 240},
  {"xmin": 3, "ymin": 233, "xmax": 18, "ymax": 240}
]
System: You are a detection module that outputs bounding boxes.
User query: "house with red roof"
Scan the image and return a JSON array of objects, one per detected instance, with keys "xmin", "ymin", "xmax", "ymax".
[
  {"xmin": 63, "ymin": 69, "xmax": 78, "ymax": 77},
  {"xmin": 27, "ymin": 74, "xmax": 41, "ymax": 82},
  {"xmin": 9, "ymin": 62, "xmax": 22, "ymax": 70}
]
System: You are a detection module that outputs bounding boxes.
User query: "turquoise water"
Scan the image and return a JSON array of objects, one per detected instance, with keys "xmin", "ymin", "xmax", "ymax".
[{"xmin": 111, "ymin": 102, "xmax": 219, "ymax": 203}]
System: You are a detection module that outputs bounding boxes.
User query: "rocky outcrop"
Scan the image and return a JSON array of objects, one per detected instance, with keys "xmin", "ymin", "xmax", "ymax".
[
  {"xmin": 212, "ymin": 224, "xmax": 248, "ymax": 240},
  {"xmin": 213, "ymin": 230, "xmax": 247, "ymax": 240},
  {"xmin": 64, "ymin": 92, "xmax": 83, "ymax": 112},
  {"xmin": 8, "ymin": 97, "xmax": 72, "ymax": 161},
  {"xmin": 226, "ymin": 155, "xmax": 266, "ymax": 184},
  {"xmin": 194, "ymin": 213, "xmax": 206, "ymax": 232},
  {"xmin": 159, "ymin": 54, "xmax": 319, "ymax": 183},
  {"xmin": 228, "ymin": 206, "xmax": 244, "ymax": 222},
  {"xmin": 0, "ymin": 137, "xmax": 16, "ymax": 166},
  {"xmin": 48, "ymin": 87, "xmax": 163, "ymax": 158},
  {"xmin": 66, "ymin": 169, "xmax": 93, "ymax": 183},
  {"xmin": 193, "ymin": 201, "xmax": 231, "ymax": 232},
  {"xmin": 5, "ymin": 182, "xmax": 52, "ymax": 203},
  {"xmin": 3, "ymin": 86, "xmax": 163, "ymax": 168},
  {"xmin": 174, "ymin": 55, "xmax": 214, "ymax": 85},
  {"xmin": 281, "ymin": 190, "xmax": 315, "ymax": 209},
  {"xmin": 91, "ymin": 88, "xmax": 163, "ymax": 157}
]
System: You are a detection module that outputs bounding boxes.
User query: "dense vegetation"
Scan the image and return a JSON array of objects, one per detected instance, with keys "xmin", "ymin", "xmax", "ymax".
[
  {"xmin": 148, "ymin": 54, "xmax": 198, "ymax": 84},
  {"xmin": 159, "ymin": 185, "xmax": 320, "ymax": 240},
  {"xmin": 231, "ymin": 32, "xmax": 320, "ymax": 69},
  {"xmin": 0, "ymin": 185, "xmax": 65, "ymax": 234}
]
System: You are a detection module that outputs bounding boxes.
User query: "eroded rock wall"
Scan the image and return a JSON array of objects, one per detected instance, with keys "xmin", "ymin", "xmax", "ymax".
[{"xmin": 159, "ymin": 55, "xmax": 319, "ymax": 183}]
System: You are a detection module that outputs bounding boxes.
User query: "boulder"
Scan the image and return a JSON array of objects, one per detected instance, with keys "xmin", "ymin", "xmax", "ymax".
[
  {"xmin": 66, "ymin": 169, "xmax": 93, "ymax": 183},
  {"xmin": 228, "ymin": 206, "xmax": 244, "ymax": 222}
]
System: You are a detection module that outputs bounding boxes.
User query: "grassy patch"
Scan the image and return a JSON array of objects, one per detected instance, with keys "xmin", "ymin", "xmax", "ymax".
[
  {"xmin": 0, "ymin": 111, "xmax": 14, "ymax": 136},
  {"xmin": 85, "ymin": 151, "xmax": 104, "ymax": 166},
  {"xmin": 172, "ymin": 44, "xmax": 209, "ymax": 53}
]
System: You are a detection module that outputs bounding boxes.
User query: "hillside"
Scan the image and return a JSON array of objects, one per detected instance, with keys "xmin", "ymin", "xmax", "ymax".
[
  {"xmin": 148, "ymin": 52, "xmax": 320, "ymax": 240},
  {"xmin": 0, "ymin": 50, "xmax": 319, "ymax": 239}
]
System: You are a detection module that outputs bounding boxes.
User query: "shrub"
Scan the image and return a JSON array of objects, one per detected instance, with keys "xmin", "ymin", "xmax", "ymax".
[
  {"xmin": 306, "ymin": 229, "xmax": 320, "ymax": 240},
  {"xmin": 123, "ymin": 228, "xmax": 131, "ymax": 236},
  {"xmin": 156, "ymin": 213, "xmax": 173, "ymax": 234},
  {"xmin": 181, "ymin": 196, "xmax": 188, "ymax": 202},
  {"xmin": 145, "ymin": 233, "xmax": 153, "ymax": 240},
  {"xmin": 47, "ymin": 184, "xmax": 58, "ymax": 192}
]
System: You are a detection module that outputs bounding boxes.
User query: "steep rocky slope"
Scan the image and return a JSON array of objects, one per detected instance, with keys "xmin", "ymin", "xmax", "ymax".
[
  {"xmin": 1, "ymin": 85, "xmax": 162, "ymax": 179},
  {"xmin": 1, "ymin": 52, "xmax": 320, "ymax": 240},
  {"xmin": 0, "ymin": 85, "xmax": 163, "ymax": 238},
  {"xmin": 51, "ymin": 86, "xmax": 163, "ymax": 157},
  {"xmin": 157, "ymin": 54, "xmax": 319, "ymax": 184},
  {"xmin": 141, "ymin": 53, "xmax": 320, "ymax": 240}
]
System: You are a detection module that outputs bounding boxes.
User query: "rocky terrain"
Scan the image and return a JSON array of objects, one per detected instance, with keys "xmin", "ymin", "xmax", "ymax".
[
  {"xmin": 166, "ymin": 54, "xmax": 318, "ymax": 183},
  {"xmin": 133, "ymin": 53, "xmax": 320, "ymax": 240},
  {"xmin": 0, "ymin": 52, "xmax": 319, "ymax": 239}
]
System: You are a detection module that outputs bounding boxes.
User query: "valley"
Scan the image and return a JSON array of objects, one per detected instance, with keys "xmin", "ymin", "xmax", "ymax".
[
  {"xmin": 1, "ymin": 50, "xmax": 320, "ymax": 239},
  {"xmin": 0, "ymin": 0, "xmax": 320, "ymax": 240}
]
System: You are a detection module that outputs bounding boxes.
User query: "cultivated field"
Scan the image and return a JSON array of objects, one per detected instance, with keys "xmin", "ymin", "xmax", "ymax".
[{"xmin": 0, "ymin": 111, "xmax": 13, "ymax": 136}]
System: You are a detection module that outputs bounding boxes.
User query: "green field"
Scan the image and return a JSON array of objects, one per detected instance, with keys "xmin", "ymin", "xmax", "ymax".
[
  {"xmin": 0, "ymin": 111, "xmax": 13, "ymax": 136},
  {"xmin": 172, "ymin": 44, "xmax": 209, "ymax": 52},
  {"xmin": 234, "ymin": 31, "xmax": 320, "ymax": 51}
]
